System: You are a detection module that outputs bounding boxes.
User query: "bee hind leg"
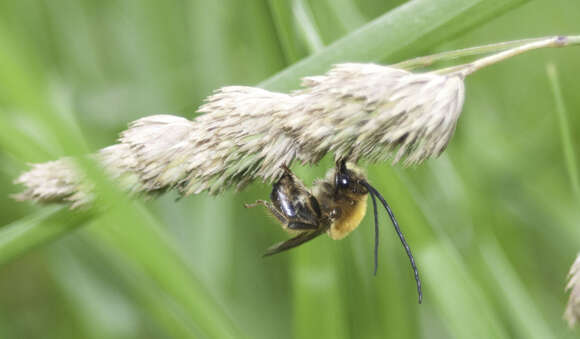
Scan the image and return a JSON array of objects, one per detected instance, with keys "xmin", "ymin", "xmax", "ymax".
[
  {"xmin": 244, "ymin": 200, "xmax": 287, "ymax": 225},
  {"xmin": 244, "ymin": 200, "xmax": 268, "ymax": 209}
]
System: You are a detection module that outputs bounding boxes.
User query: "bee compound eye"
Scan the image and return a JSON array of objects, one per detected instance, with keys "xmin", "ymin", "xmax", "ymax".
[
  {"xmin": 330, "ymin": 208, "xmax": 341, "ymax": 219},
  {"xmin": 335, "ymin": 174, "xmax": 349, "ymax": 189}
]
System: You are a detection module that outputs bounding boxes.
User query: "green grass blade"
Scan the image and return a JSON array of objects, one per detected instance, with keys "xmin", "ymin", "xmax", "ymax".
[
  {"xmin": 52, "ymin": 235, "xmax": 201, "ymax": 338},
  {"xmin": 0, "ymin": 207, "xmax": 91, "ymax": 265},
  {"xmin": 0, "ymin": 200, "xmax": 242, "ymax": 338},
  {"xmin": 292, "ymin": 241, "xmax": 349, "ymax": 339},
  {"xmin": 50, "ymin": 243, "xmax": 192, "ymax": 339},
  {"xmin": 292, "ymin": 0, "xmax": 325, "ymax": 53},
  {"xmin": 0, "ymin": 26, "xmax": 88, "ymax": 157},
  {"xmin": 268, "ymin": 0, "xmax": 307, "ymax": 64},
  {"xmin": 546, "ymin": 63, "xmax": 580, "ymax": 199},
  {"xmin": 421, "ymin": 241, "xmax": 510, "ymax": 339},
  {"xmin": 322, "ymin": 0, "xmax": 366, "ymax": 32},
  {"xmin": 261, "ymin": 0, "xmax": 529, "ymax": 91},
  {"xmin": 0, "ymin": 114, "xmax": 55, "ymax": 162},
  {"xmin": 88, "ymin": 203, "xmax": 243, "ymax": 339},
  {"xmin": 480, "ymin": 237, "xmax": 555, "ymax": 339}
]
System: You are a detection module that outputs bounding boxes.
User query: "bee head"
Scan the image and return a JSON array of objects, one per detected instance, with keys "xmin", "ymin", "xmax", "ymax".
[
  {"xmin": 335, "ymin": 159, "xmax": 422, "ymax": 304},
  {"xmin": 334, "ymin": 160, "xmax": 369, "ymax": 195}
]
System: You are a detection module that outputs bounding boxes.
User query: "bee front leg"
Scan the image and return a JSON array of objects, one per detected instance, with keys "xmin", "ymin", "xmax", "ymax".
[
  {"xmin": 244, "ymin": 200, "xmax": 288, "ymax": 225},
  {"xmin": 244, "ymin": 200, "xmax": 268, "ymax": 209}
]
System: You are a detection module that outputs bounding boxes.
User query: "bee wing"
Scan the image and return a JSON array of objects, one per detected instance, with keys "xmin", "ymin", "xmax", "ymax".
[
  {"xmin": 263, "ymin": 226, "xmax": 328, "ymax": 257},
  {"xmin": 296, "ymin": 194, "xmax": 322, "ymax": 224},
  {"xmin": 274, "ymin": 193, "xmax": 320, "ymax": 226},
  {"xmin": 272, "ymin": 167, "xmax": 322, "ymax": 226}
]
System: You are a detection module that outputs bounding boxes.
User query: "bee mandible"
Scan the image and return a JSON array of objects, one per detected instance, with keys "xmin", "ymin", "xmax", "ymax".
[{"xmin": 245, "ymin": 160, "xmax": 422, "ymax": 303}]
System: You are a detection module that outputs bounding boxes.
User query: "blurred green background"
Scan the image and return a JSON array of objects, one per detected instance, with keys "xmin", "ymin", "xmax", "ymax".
[{"xmin": 0, "ymin": 0, "xmax": 579, "ymax": 338}]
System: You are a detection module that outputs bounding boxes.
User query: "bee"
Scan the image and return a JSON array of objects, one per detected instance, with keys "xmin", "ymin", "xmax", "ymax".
[{"xmin": 245, "ymin": 160, "xmax": 422, "ymax": 303}]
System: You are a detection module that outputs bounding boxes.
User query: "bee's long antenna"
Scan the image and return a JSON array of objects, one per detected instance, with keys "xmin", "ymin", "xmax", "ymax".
[
  {"xmin": 367, "ymin": 188, "xmax": 380, "ymax": 276},
  {"xmin": 363, "ymin": 182, "xmax": 422, "ymax": 304}
]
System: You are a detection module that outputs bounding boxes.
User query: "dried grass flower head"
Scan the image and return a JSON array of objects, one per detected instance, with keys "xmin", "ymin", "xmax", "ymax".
[{"xmin": 13, "ymin": 63, "xmax": 466, "ymax": 207}]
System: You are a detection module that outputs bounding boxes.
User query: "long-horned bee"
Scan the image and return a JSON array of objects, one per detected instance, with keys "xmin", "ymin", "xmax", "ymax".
[{"xmin": 245, "ymin": 160, "xmax": 422, "ymax": 303}]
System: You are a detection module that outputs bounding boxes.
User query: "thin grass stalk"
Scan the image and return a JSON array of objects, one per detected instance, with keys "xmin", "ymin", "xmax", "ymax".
[
  {"xmin": 546, "ymin": 63, "xmax": 580, "ymax": 199},
  {"xmin": 549, "ymin": 64, "xmax": 580, "ymax": 328},
  {"xmin": 439, "ymin": 35, "xmax": 580, "ymax": 76},
  {"xmin": 395, "ymin": 36, "xmax": 551, "ymax": 70}
]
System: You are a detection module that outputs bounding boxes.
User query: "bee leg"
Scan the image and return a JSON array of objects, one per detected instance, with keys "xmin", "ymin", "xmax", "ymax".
[
  {"xmin": 244, "ymin": 200, "xmax": 268, "ymax": 208},
  {"xmin": 278, "ymin": 164, "xmax": 302, "ymax": 183},
  {"xmin": 279, "ymin": 164, "xmax": 292, "ymax": 174},
  {"xmin": 287, "ymin": 222, "xmax": 319, "ymax": 230},
  {"xmin": 245, "ymin": 200, "xmax": 287, "ymax": 225}
]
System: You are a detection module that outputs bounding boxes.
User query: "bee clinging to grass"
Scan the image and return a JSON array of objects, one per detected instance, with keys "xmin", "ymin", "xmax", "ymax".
[{"xmin": 245, "ymin": 160, "xmax": 422, "ymax": 303}]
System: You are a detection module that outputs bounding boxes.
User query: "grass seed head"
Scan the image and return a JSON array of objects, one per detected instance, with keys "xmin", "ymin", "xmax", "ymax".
[{"xmin": 13, "ymin": 64, "xmax": 466, "ymax": 207}]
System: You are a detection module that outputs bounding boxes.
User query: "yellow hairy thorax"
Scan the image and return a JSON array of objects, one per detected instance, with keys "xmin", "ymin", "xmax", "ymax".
[{"xmin": 328, "ymin": 196, "xmax": 368, "ymax": 240}]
